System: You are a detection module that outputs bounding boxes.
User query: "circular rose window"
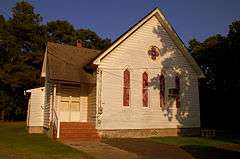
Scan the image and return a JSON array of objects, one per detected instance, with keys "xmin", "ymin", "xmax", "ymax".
[{"xmin": 148, "ymin": 46, "xmax": 160, "ymax": 60}]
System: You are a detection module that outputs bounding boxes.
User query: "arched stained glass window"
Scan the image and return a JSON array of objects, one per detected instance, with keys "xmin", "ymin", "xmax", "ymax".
[
  {"xmin": 159, "ymin": 74, "xmax": 165, "ymax": 107},
  {"xmin": 142, "ymin": 72, "xmax": 148, "ymax": 107},
  {"xmin": 123, "ymin": 69, "xmax": 130, "ymax": 106},
  {"xmin": 175, "ymin": 76, "xmax": 180, "ymax": 108}
]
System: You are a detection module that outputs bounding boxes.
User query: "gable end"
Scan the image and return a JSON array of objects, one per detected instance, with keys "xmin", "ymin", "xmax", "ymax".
[{"xmin": 93, "ymin": 8, "xmax": 204, "ymax": 78}]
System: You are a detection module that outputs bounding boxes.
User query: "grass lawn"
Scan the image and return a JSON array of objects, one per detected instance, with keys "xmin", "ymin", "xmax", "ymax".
[{"xmin": 0, "ymin": 122, "xmax": 92, "ymax": 159}]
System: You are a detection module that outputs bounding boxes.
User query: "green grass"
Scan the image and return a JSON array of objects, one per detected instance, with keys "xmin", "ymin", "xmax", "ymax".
[
  {"xmin": 147, "ymin": 136, "xmax": 235, "ymax": 147},
  {"xmin": 0, "ymin": 122, "xmax": 92, "ymax": 159}
]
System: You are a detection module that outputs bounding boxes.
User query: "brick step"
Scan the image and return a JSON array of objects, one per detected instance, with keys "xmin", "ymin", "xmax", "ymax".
[
  {"xmin": 60, "ymin": 134, "xmax": 99, "ymax": 138},
  {"xmin": 60, "ymin": 126, "xmax": 96, "ymax": 130},
  {"xmin": 60, "ymin": 137, "xmax": 100, "ymax": 141},
  {"xmin": 60, "ymin": 125, "xmax": 95, "ymax": 129},
  {"xmin": 60, "ymin": 122, "xmax": 95, "ymax": 126},
  {"xmin": 59, "ymin": 122, "xmax": 99, "ymax": 140},
  {"xmin": 60, "ymin": 125, "xmax": 96, "ymax": 127},
  {"xmin": 60, "ymin": 132, "xmax": 99, "ymax": 136},
  {"xmin": 60, "ymin": 122, "xmax": 92, "ymax": 124},
  {"xmin": 60, "ymin": 127, "xmax": 96, "ymax": 130},
  {"xmin": 60, "ymin": 123, "xmax": 95, "ymax": 126},
  {"xmin": 61, "ymin": 138, "xmax": 100, "ymax": 142},
  {"xmin": 60, "ymin": 135, "xmax": 100, "ymax": 140},
  {"xmin": 60, "ymin": 129, "xmax": 98, "ymax": 133},
  {"xmin": 60, "ymin": 133, "xmax": 98, "ymax": 136},
  {"xmin": 60, "ymin": 132, "xmax": 98, "ymax": 135},
  {"xmin": 60, "ymin": 127, "xmax": 97, "ymax": 131}
]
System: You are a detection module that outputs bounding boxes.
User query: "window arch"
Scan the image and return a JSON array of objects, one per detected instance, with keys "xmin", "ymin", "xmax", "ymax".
[
  {"xmin": 159, "ymin": 74, "xmax": 165, "ymax": 107},
  {"xmin": 142, "ymin": 72, "xmax": 149, "ymax": 107},
  {"xmin": 175, "ymin": 76, "xmax": 180, "ymax": 108},
  {"xmin": 123, "ymin": 69, "xmax": 130, "ymax": 106}
]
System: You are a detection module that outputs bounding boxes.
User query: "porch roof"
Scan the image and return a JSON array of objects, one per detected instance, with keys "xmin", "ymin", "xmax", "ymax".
[{"xmin": 45, "ymin": 42, "xmax": 101, "ymax": 83}]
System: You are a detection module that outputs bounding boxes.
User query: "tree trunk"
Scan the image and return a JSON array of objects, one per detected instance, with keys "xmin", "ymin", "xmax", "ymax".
[{"xmin": 1, "ymin": 110, "xmax": 4, "ymax": 121}]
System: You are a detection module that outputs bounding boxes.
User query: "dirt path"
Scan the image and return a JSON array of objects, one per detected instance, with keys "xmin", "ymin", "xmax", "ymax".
[{"xmin": 63, "ymin": 141, "xmax": 139, "ymax": 159}]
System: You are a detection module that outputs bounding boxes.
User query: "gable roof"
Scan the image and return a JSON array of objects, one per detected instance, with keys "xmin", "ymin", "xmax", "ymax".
[
  {"xmin": 93, "ymin": 8, "xmax": 204, "ymax": 78},
  {"xmin": 41, "ymin": 42, "xmax": 100, "ymax": 83}
]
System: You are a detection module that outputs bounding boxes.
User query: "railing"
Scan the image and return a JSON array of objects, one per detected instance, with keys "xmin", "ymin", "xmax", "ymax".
[
  {"xmin": 201, "ymin": 129, "xmax": 216, "ymax": 138},
  {"xmin": 51, "ymin": 84, "xmax": 60, "ymax": 139},
  {"xmin": 52, "ymin": 108, "xmax": 60, "ymax": 139}
]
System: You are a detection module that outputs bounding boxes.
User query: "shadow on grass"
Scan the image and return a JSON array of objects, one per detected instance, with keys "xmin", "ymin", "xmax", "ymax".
[
  {"xmin": 103, "ymin": 138, "xmax": 240, "ymax": 159},
  {"xmin": 181, "ymin": 145, "xmax": 240, "ymax": 159},
  {"xmin": 103, "ymin": 138, "xmax": 193, "ymax": 159}
]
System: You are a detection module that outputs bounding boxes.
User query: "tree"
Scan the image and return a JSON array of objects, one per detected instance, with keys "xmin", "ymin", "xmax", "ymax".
[
  {"xmin": 0, "ymin": 1, "xmax": 112, "ymax": 121},
  {"xmin": 0, "ymin": 1, "xmax": 46, "ymax": 121},
  {"xmin": 189, "ymin": 20, "xmax": 240, "ymax": 129},
  {"xmin": 46, "ymin": 22, "xmax": 112, "ymax": 50},
  {"xmin": 9, "ymin": 1, "xmax": 46, "ymax": 53},
  {"xmin": 47, "ymin": 20, "xmax": 76, "ymax": 45},
  {"xmin": 76, "ymin": 29, "xmax": 111, "ymax": 50}
]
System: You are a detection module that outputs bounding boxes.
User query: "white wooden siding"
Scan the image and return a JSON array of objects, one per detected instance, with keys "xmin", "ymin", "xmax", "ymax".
[
  {"xmin": 96, "ymin": 15, "xmax": 200, "ymax": 130},
  {"xmin": 27, "ymin": 87, "xmax": 45, "ymax": 127}
]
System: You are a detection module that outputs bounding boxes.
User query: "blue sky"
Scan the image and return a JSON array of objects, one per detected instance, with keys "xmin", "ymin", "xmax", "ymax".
[{"xmin": 0, "ymin": 0, "xmax": 239, "ymax": 44}]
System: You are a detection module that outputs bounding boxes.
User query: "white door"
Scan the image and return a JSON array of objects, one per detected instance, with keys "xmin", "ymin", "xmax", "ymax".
[
  {"xmin": 59, "ymin": 85, "xmax": 81, "ymax": 122},
  {"xmin": 60, "ymin": 96, "xmax": 81, "ymax": 122}
]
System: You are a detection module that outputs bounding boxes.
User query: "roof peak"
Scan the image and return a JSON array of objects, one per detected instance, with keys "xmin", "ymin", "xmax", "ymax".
[{"xmin": 92, "ymin": 7, "xmax": 204, "ymax": 78}]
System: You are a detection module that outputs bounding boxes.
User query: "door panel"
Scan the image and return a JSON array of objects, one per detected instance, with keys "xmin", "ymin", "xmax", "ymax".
[
  {"xmin": 59, "ymin": 84, "xmax": 86, "ymax": 122},
  {"xmin": 59, "ymin": 101, "xmax": 70, "ymax": 122},
  {"xmin": 70, "ymin": 101, "xmax": 80, "ymax": 121}
]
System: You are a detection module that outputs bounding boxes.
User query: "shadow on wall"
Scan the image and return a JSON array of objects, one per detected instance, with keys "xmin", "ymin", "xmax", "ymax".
[{"xmin": 149, "ymin": 25, "xmax": 197, "ymax": 134}]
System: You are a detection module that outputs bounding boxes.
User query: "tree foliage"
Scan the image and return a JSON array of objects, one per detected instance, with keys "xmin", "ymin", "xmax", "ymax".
[
  {"xmin": 189, "ymin": 21, "xmax": 240, "ymax": 129},
  {"xmin": 0, "ymin": 1, "xmax": 111, "ymax": 121},
  {"xmin": 47, "ymin": 20, "xmax": 76, "ymax": 45}
]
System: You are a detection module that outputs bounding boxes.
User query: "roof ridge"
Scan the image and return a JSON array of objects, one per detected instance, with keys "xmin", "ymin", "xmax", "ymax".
[{"xmin": 47, "ymin": 41, "xmax": 100, "ymax": 52}]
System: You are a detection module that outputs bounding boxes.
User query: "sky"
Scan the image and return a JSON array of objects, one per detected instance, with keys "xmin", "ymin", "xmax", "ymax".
[{"xmin": 0, "ymin": 0, "xmax": 240, "ymax": 44}]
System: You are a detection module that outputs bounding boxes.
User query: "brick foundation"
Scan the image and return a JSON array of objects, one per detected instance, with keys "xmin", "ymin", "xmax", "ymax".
[{"xmin": 98, "ymin": 128, "xmax": 200, "ymax": 138}]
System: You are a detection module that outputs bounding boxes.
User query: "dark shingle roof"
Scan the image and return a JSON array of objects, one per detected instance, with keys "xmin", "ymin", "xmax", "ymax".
[{"xmin": 47, "ymin": 42, "xmax": 100, "ymax": 83}]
